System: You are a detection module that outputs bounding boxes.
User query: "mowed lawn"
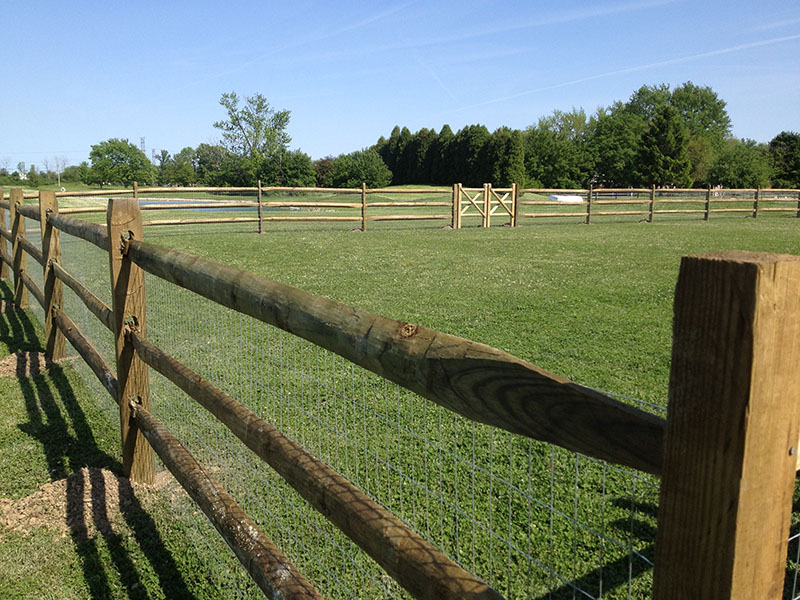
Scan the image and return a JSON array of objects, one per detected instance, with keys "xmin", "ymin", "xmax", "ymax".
[
  {"xmin": 145, "ymin": 215, "xmax": 800, "ymax": 405},
  {"xmin": 2, "ymin": 213, "xmax": 800, "ymax": 599}
]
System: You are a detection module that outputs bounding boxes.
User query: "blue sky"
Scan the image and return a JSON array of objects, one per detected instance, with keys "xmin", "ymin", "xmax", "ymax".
[{"xmin": 1, "ymin": 0, "xmax": 798, "ymax": 172}]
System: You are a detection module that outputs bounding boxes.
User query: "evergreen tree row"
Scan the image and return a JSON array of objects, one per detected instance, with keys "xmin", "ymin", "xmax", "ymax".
[{"xmin": 371, "ymin": 82, "xmax": 800, "ymax": 189}]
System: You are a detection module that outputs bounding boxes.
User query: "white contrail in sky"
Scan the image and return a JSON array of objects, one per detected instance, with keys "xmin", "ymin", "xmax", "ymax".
[{"xmin": 446, "ymin": 34, "xmax": 800, "ymax": 114}]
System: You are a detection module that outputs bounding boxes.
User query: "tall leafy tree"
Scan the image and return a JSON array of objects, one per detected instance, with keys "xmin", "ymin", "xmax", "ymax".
[
  {"xmin": 87, "ymin": 138, "xmax": 153, "ymax": 187},
  {"xmin": 173, "ymin": 146, "xmax": 197, "ymax": 186},
  {"xmin": 451, "ymin": 124, "xmax": 491, "ymax": 186},
  {"xmin": 671, "ymin": 81, "xmax": 731, "ymax": 148},
  {"xmin": 213, "ymin": 92, "xmax": 291, "ymax": 160},
  {"xmin": 635, "ymin": 105, "xmax": 691, "ymax": 187},
  {"xmin": 524, "ymin": 109, "xmax": 592, "ymax": 188},
  {"xmin": 708, "ymin": 139, "xmax": 772, "ymax": 188},
  {"xmin": 378, "ymin": 126, "xmax": 402, "ymax": 178},
  {"xmin": 329, "ymin": 149, "xmax": 392, "ymax": 188},
  {"xmin": 587, "ymin": 104, "xmax": 646, "ymax": 187},
  {"xmin": 486, "ymin": 127, "xmax": 526, "ymax": 187},
  {"xmin": 313, "ymin": 156, "xmax": 337, "ymax": 187},
  {"xmin": 194, "ymin": 143, "xmax": 228, "ymax": 185},
  {"xmin": 430, "ymin": 124, "xmax": 455, "ymax": 184},
  {"xmin": 768, "ymin": 131, "xmax": 800, "ymax": 188},
  {"xmin": 392, "ymin": 127, "xmax": 413, "ymax": 184},
  {"xmin": 155, "ymin": 149, "xmax": 174, "ymax": 185},
  {"xmin": 624, "ymin": 83, "xmax": 672, "ymax": 122}
]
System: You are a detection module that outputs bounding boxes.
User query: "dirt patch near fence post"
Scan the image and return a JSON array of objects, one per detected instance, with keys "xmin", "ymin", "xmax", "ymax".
[{"xmin": 0, "ymin": 468, "xmax": 175, "ymax": 539}]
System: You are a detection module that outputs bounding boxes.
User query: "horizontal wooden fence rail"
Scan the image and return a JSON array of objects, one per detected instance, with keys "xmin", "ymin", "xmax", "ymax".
[
  {"xmin": 51, "ymin": 261, "xmax": 114, "ymax": 332},
  {"xmin": 52, "ymin": 307, "xmax": 119, "ymax": 400},
  {"xmin": 131, "ymin": 404, "xmax": 324, "ymax": 600},
  {"xmin": 19, "ymin": 270, "xmax": 44, "ymax": 308},
  {"xmin": 125, "ymin": 235, "xmax": 666, "ymax": 474},
  {"xmin": 48, "ymin": 213, "xmax": 108, "ymax": 250}
]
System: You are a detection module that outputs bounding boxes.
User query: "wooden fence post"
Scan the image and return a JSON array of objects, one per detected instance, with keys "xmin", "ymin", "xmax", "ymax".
[
  {"xmin": 704, "ymin": 186, "xmax": 711, "ymax": 221},
  {"xmin": 0, "ymin": 187, "xmax": 8, "ymax": 281},
  {"xmin": 649, "ymin": 185, "xmax": 656, "ymax": 223},
  {"xmin": 585, "ymin": 186, "xmax": 593, "ymax": 224},
  {"xmin": 753, "ymin": 186, "xmax": 760, "ymax": 218},
  {"xmin": 361, "ymin": 182, "xmax": 367, "ymax": 232},
  {"xmin": 39, "ymin": 190, "xmax": 65, "ymax": 361},
  {"xmin": 483, "ymin": 183, "xmax": 490, "ymax": 228},
  {"xmin": 10, "ymin": 188, "xmax": 28, "ymax": 309},
  {"xmin": 511, "ymin": 183, "xmax": 519, "ymax": 227},
  {"xmin": 257, "ymin": 179, "xmax": 263, "ymax": 234},
  {"xmin": 653, "ymin": 251, "xmax": 800, "ymax": 599},
  {"xmin": 456, "ymin": 184, "xmax": 463, "ymax": 229},
  {"xmin": 107, "ymin": 197, "xmax": 154, "ymax": 483},
  {"xmin": 451, "ymin": 183, "xmax": 458, "ymax": 229}
]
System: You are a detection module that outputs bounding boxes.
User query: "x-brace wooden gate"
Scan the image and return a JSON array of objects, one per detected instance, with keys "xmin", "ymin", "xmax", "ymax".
[{"xmin": 455, "ymin": 183, "xmax": 518, "ymax": 228}]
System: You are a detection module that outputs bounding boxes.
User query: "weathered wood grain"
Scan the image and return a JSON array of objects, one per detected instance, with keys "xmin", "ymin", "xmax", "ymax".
[
  {"xmin": 10, "ymin": 189, "xmax": 28, "ymax": 308},
  {"xmin": 107, "ymin": 198, "xmax": 153, "ymax": 483},
  {"xmin": 52, "ymin": 261, "xmax": 114, "ymax": 332},
  {"xmin": 19, "ymin": 270, "xmax": 44, "ymax": 309},
  {"xmin": 16, "ymin": 235, "xmax": 44, "ymax": 266},
  {"xmin": 132, "ymin": 406, "xmax": 323, "ymax": 599},
  {"xmin": 53, "ymin": 308, "xmax": 118, "ymax": 400},
  {"xmin": 654, "ymin": 251, "xmax": 800, "ymax": 599},
  {"xmin": 0, "ymin": 187, "xmax": 7, "ymax": 280},
  {"xmin": 48, "ymin": 213, "xmax": 108, "ymax": 250}
]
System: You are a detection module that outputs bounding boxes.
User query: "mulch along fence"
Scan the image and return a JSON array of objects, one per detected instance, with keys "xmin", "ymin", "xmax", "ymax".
[
  {"xmin": 7, "ymin": 183, "xmax": 800, "ymax": 232},
  {"xmin": 2, "ymin": 186, "xmax": 800, "ymax": 599}
]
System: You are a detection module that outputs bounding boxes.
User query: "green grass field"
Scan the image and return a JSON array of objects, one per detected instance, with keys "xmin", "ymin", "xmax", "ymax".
[{"xmin": 3, "ymin": 211, "xmax": 800, "ymax": 598}]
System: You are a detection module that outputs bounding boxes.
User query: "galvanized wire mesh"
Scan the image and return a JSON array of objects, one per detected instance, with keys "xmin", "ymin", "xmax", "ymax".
[
  {"xmin": 144, "ymin": 271, "xmax": 662, "ymax": 599},
  {"xmin": 7, "ymin": 203, "xmax": 800, "ymax": 599}
]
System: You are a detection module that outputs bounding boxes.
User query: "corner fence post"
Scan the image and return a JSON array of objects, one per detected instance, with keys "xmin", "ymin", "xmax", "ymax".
[
  {"xmin": 107, "ymin": 197, "xmax": 154, "ymax": 483},
  {"xmin": 0, "ymin": 187, "xmax": 8, "ymax": 281},
  {"xmin": 654, "ymin": 251, "xmax": 800, "ymax": 599},
  {"xmin": 39, "ymin": 190, "xmax": 65, "ymax": 360},
  {"xmin": 10, "ymin": 188, "xmax": 28, "ymax": 308}
]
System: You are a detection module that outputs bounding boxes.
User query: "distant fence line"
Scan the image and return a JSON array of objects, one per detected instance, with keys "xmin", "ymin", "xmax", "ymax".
[
  {"xmin": 4, "ymin": 183, "xmax": 800, "ymax": 232},
  {"xmin": 3, "ymin": 186, "xmax": 800, "ymax": 598}
]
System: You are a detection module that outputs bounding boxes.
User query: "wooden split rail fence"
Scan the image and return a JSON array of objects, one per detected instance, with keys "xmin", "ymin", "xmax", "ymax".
[
  {"xmin": 5, "ymin": 183, "xmax": 798, "ymax": 234},
  {"xmin": 2, "ymin": 185, "xmax": 800, "ymax": 599}
]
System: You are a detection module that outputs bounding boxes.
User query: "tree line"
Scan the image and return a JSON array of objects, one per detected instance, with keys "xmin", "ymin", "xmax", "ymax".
[
  {"xmin": 3, "ymin": 83, "xmax": 798, "ymax": 190},
  {"xmin": 373, "ymin": 82, "xmax": 799, "ymax": 189}
]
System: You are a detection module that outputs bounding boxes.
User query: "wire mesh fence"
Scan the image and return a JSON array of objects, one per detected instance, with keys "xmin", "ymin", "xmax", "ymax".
[{"xmin": 5, "ymin": 204, "xmax": 800, "ymax": 598}]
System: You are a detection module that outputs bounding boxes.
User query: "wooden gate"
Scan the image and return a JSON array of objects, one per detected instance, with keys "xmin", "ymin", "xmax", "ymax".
[{"xmin": 455, "ymin": 183, "xmax": 518, "ymax": 228}]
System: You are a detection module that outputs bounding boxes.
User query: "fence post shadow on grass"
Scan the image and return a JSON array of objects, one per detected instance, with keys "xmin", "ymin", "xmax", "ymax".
[
  {"xmin": 0, "ymin": 282, "xmax": 195, "ymax": 599},
  {"xmin": 530, "ymin": 502, "xmax": 657, "ymax": 600}
]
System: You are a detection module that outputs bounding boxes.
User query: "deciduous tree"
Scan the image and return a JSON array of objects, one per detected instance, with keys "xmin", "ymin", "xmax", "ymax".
[
  {"xmin": 213, "ymin": 92, "xmax": 291, "ymax": 160},
  {"xmin": 635, "ymin": 105, "xmax": 691, "ymax": 187},
  {"xmin": 708, "ymin": 138, "xmax": 772, "ymax": 188},
  {"xmin": 329, "ymin": 149, "xmax": 392, "ymax": 188},
  {"xmin": 87, "ymin": 138, "xmax": 153, "ymax": 187},
  {"xmin": 768, "ymin": 131, "xmax": 800, "ymax": 188}
]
